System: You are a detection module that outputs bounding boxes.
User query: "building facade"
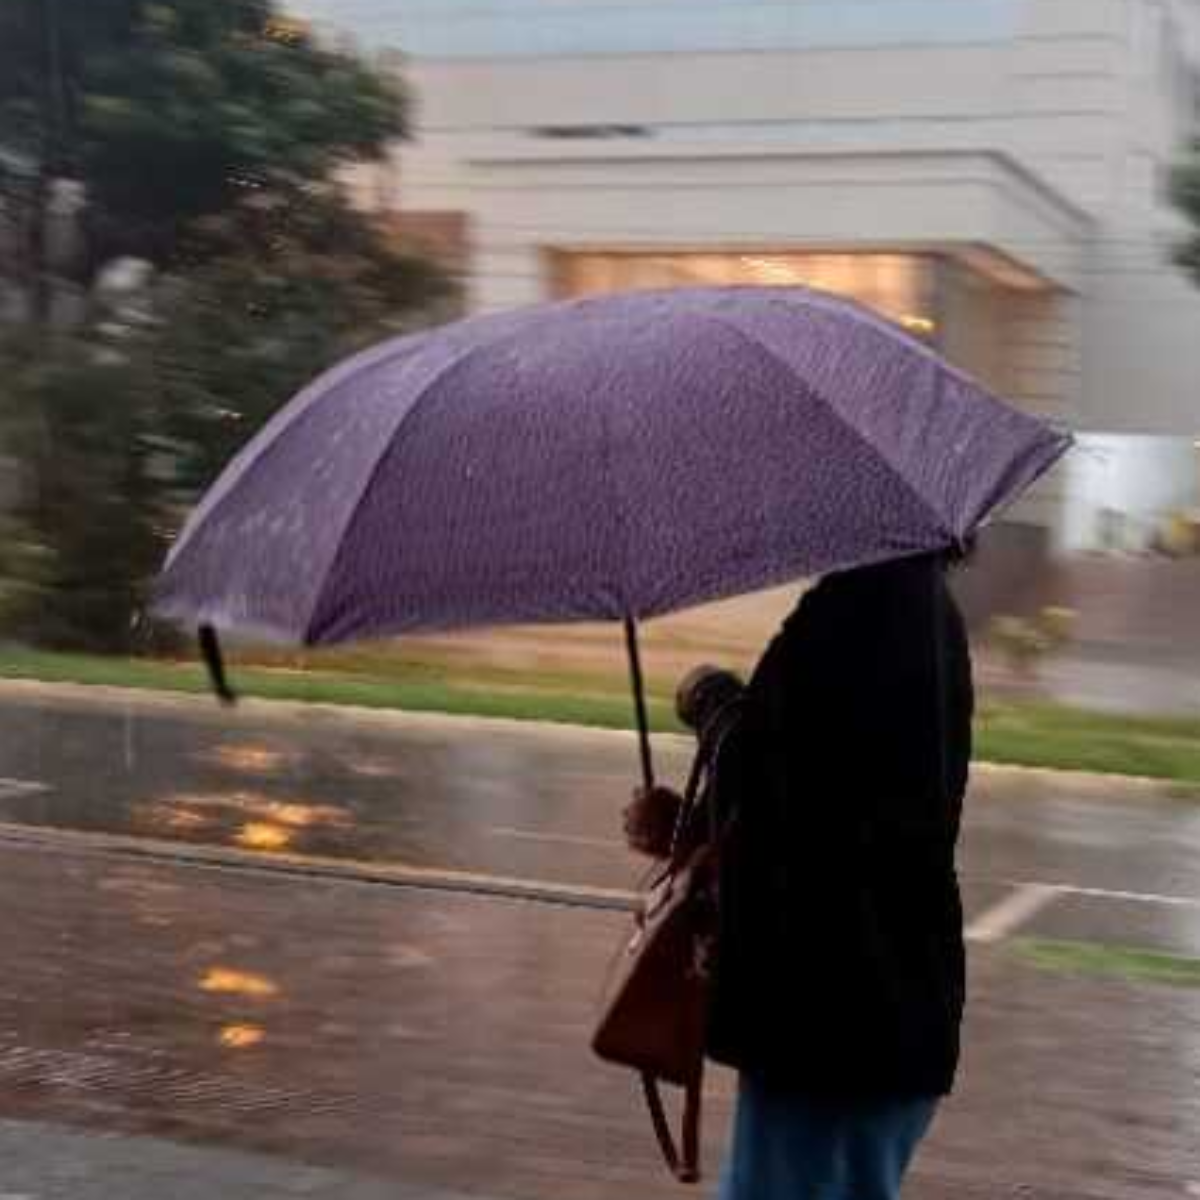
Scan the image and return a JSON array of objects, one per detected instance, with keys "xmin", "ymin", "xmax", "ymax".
[{"xmin": 297, "ymin": 0, "xmax": 1200, "ymax": 558}]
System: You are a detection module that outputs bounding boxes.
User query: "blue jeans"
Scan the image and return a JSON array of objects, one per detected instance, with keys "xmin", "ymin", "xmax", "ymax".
[{"xmin": 717, "ymin": 1075, "xmax": 939, "ymax": 1200}]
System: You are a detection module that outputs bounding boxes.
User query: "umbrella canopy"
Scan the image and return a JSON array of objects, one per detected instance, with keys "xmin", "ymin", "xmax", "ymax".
[{"xmin": 156, "ymin": 286, "xmax": 1070, "ymax": 646}]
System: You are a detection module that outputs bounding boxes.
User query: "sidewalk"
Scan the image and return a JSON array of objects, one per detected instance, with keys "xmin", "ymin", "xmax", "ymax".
[
  {"xmin": 0, "ymin": 1119, "xmax": 487, "ymax": 1200},
  {"xmin": 0, "ymin": 833, "xmax": 1194, "ymax": 1200}
]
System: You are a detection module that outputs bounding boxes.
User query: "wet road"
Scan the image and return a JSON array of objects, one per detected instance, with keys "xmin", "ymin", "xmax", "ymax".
[
  {"xmin": 0, "ymin": 682, "xmax": 1197, "ymax": 1198},
  {"xmin": 0, "ymin": 684, "xmax": 658, "ymax": 890},
  {"xmin": 2, "ymin": 683, "xmax": 1199, "ymax": 903}
]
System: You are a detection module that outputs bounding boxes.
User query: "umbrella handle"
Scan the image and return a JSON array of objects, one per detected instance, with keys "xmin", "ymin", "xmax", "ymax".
[
  {"xmin": 623, "ymin": 615, "xmax": 655, "ymax": 790},
  {"xmin": 199, "ymin": 625, "xmax": 237, "ymax": 707}
]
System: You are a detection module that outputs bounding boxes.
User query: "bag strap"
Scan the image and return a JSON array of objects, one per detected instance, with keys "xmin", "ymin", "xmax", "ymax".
[
  {"xmin": 666, "ymin": 746, "xmax": 708, "ymax": 865},
  {"xmin": 666, "ymin": 698, "xmax": 743, "ymax": 868},
  {"xmin": 641, "ymin": 1071, "xmax": 702, "ymax": 1184},
  {"xmin": 638, "ymin": 707, "xmax": 736, "ymax": 1183},
  {"xmin": 700, "ymin": 698, "xmax": 743, "ymax": 843}
]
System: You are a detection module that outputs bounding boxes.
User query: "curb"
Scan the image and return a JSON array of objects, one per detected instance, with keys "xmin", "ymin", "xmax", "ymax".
[
  {"xmin": 0, "ymin": 819, "xmax": 640, "ymax": 912},
  {"xmin": 969, "ymin": 759, "xmax": 1182, "ymax": 795},
  {"xmin": 0, "ymin": 676, "xmax": 693, "ymax": 752}
]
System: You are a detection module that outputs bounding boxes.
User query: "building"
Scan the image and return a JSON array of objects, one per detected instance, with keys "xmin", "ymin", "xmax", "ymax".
[
  {"xmin": 1062, "ymin": 432, "xmax": 1200, "ymax": 552},
  {"xmin": 296, "ymin": 0, "xmax": 1200, "ymax": 585}
]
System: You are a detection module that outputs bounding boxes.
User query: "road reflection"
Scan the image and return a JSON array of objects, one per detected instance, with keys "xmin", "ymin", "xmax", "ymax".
[
  {"xmin": 0, "ymin": 699, "xmax": 661, "ymax": 889},
  {"xmin": 199, "ymin": 967, "xmax": 281, "ymax": 1000},
  {"xmin": 235, "ymin": 821, "xmax": 294, "ymax": 851},
  {"xmin": 197, "ymin": 744, "xmax": 290, "ymax": 775},
  {"xmin": 134, "ymin": 792, "xmax": 356, "ymax": 855},
  {"xmin": 217, "ymin": 1023, "xmax": 266, "ymax": 1050}
]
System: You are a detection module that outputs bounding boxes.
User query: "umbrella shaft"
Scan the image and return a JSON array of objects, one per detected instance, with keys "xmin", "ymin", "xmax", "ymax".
[{"xmin": 624, "ymin": 615, "xmax": 655, "ymax": 790}]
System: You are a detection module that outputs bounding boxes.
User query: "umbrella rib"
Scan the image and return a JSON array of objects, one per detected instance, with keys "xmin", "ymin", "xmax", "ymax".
[
  {"xmin": 155, "ymin": 347, "xmax": 427, "ymax": 642},
  {"xmin": 165, "ymin": 335, "xmax": 427, "ymax": 572},
  {"xmin": 598, "ymin": 356, "xmax": 635, "ymax": 622},
  {"xmin": 690, "ymin": 309, "xmax": 953, "ymax": 539},
  {"xmin": 301, "ymin": 334, "xmax": 524, "ymax": 644}
]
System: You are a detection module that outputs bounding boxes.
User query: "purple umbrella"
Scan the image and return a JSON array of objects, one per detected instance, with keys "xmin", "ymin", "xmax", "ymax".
[{"xmin": 156, "ymin": 286, "xmax": 1070, "ymax": 780}]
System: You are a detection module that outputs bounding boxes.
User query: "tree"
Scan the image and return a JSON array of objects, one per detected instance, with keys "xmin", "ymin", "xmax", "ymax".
[
  {"xmin": 0, "ymin": 334, "xmax": 165, "ymax": 653},
  {"xmin": 0, "ymin": 0, "xmax": 449, "ymax": 651},
  {"xmin": 156, "ymin": 189, "xmax": 446, "ymax": 496},
  {"xmin": 1, "ymin": 0, "xmax": 409, "ymax": 293}
]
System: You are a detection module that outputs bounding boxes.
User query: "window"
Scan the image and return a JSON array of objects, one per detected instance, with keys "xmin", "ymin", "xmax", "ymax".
[{"xmin": 550, "ymin": 250, "xmax": 938, "ymax": 336}]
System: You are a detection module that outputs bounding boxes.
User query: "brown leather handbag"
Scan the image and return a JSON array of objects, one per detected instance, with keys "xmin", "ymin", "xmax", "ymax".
[{"xmin": 591, "ymin": 742, "xmax": 726, "ymax": 1184}]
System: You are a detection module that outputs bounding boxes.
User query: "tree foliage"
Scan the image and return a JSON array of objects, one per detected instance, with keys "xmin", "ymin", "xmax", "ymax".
[
  {"xmin": 0, "ymin": 334, "xmax": 165, "ymax": 652},
  {"xmin": 157, "ymin": 188, "xmax": 447, "ymax": 496},
  {"xmin": 0, "ymin": 0, "xmax": 450, "ymax": 651},
  {"xmin": 1, "ymin": 0, "xmax": 407, "ymax": 269}
]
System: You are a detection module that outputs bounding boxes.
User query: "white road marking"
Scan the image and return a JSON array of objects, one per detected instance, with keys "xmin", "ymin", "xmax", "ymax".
[
  {"xmin": 0, "ymin": 778, "xmax": 48, "ymax": 801},
  {"xmin": 1006, "ymin": 879, "xmax": 1200, "ymax": 910},
  {"xmin": 489, "ymin": 826, "xmax": 623, "ymax": 851},
  {"xmin": 492, "ymin": 826, "xmax": 1200, "ymax": 914},
  {"xmin": 966, "ymin": 883, "xmax": 1061, "ymax": 944},
  {"xmin": 0, "ymin": 813, "xmax": 1194, "ymax": 930}
]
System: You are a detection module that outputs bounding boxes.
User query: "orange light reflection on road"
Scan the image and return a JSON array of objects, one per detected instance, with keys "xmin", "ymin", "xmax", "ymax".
[
  {"xmin": 235, "ymin": 821, "xmax": 293, "ymax": 851},
  {"xmin": 200, "ymin": 968, "xmax": 281, "ymax": 999},
  {"xmin": 201, "ymin": 745, "xmax": 288, "ymax": 774},
  {"xmin": 218, "ymin": 1023, "xmax": 266, "ymax": 1049},
  {"xmin": 261, "ymin": 801, "xmax": 351, "ymax": 829},
  {"xmin": 150, "ymin": 792, "xmax": 355, "ymax": 850}
]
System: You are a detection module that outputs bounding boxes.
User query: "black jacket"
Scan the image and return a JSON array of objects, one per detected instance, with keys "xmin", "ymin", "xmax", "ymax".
[{"xmin": 705, "ymin": 554, "xmax": 974, "ymax": 1098}]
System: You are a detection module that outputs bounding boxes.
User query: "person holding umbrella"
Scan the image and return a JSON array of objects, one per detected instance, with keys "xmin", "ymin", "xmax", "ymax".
[
  {"xmin": 626, "ymin": 548, "xmax": 973, "ymax": 1199},
  {"xmin": 154, "ymin": 284, "xmax": 1059, "ymax": 1196}
]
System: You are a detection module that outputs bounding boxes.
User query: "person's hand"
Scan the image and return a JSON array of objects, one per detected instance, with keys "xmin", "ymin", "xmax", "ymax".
[{"xmin": 623, "ymin": 785, "xmax": 684, "ymax": 859}]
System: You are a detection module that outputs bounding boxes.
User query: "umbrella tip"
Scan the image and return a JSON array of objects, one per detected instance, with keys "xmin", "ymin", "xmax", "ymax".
[{"xmin": 199, "ymin": 625, "xmax": 238, "ymax": 707}]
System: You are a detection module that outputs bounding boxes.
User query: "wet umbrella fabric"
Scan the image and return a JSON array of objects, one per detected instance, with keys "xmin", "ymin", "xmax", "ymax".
[{"xmin": 156, "ymin": 286, "xmax": 1069, "ymax": 647}]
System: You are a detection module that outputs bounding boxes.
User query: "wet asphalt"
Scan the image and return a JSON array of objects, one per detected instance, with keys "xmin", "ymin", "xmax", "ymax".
[{"xmin": 0, "ymin": 684, "xmax": 1195, "ymax": 1198}]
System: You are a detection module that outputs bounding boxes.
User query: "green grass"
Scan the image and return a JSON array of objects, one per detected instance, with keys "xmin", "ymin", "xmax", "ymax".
[
  {"xmin": 0, "ymin": 647, "xmax": 683, "ymax": 733},
  {"xmin": 1011, "ymin": 939, "xmax": 1200, "ymax": 989},
  {"xmin": 3, "ymin": 647, "xmax": 1200, "ymax": 786},
  {"xmin": 976, "ymin": 702, "xmax": 1200, "ymax": 786}
]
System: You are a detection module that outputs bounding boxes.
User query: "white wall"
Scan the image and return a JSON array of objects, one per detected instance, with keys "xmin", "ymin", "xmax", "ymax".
[
  {"xmin": 291, "ymin": 0, "xmax": 1024, "ymax": 58},
  {"xmin": 295, "ymin": 0, "xmax": 1200, "ymax": 437},
  {"xmin": 1062, "ymin": 433, "xmax": 1200, "ymax": 550}
]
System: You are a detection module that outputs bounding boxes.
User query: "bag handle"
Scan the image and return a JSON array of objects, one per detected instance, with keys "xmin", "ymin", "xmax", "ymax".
[{"xmin": 642, "ymin": 1072, "xmax": 703, "ymax": 1184}]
